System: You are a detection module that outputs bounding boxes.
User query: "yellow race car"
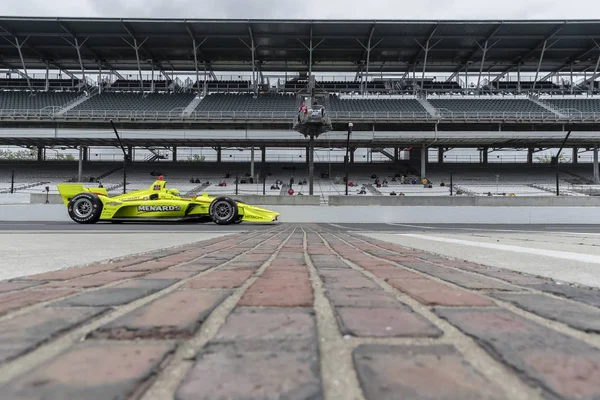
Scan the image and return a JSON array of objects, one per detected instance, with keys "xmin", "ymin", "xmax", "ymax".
[{"xmin": 57, "ymin": 176, "xmax": 280, "ymax": 225}]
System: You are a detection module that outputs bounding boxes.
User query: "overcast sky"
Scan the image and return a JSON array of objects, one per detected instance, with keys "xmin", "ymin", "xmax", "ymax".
[{"xmin": 0, "ymin": 0, "xmax": 597, "ymax": 20}]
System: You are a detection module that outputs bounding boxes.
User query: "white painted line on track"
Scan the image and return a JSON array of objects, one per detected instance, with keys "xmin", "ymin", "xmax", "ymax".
[
  {"xmin": 398, "ymin": 233, "xmax": 600, "ymax": 264},
  {"xmin": 387, "ymin": 223, "xmax": 600, "ymax": 236}
]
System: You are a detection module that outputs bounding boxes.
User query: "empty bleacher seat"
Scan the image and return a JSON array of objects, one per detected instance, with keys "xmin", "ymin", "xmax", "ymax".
[
  {"xmin": 72, "ymin": 92, "xmax": 196, "ymax": 112},
  {"xmin": 328, "ymin": 98, "xmax": 426, "ymax": 113},
  {"xmin": 428, "ymin": 98, "xmax": 548, "ymax": 114},
  {"xmin": 194, "ymin": 93, "xmax": 299, "ymax": 112},
  {"xmin": 0, "ymin": 91, "xmax": 79, "ymax": 110},
  {"xmin": 541, "ymin": 98, "xmax": 600, "ymax": 113}
]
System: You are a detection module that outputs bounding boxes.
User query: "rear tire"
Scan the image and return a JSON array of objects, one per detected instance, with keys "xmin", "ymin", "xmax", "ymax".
[
  {"xmin": 209, "ymin": 197, "xmax": 239, "ymax": 225},
  {"xmin": 67, "ymin": 193, "xmax": 103, "ymax": 224}
]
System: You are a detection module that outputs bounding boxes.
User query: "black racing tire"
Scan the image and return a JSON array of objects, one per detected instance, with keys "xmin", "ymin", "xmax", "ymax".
[
  {"xmin": 67, "ymin": 193, "xmax": 103, "ymax": 224},
  {"xmin": 233, "ymin": 215, "xmax": 243, "ymax": 224},
  {"xmin": 209, "ymin": 197, "xmax": 239, "ymax": 225}
]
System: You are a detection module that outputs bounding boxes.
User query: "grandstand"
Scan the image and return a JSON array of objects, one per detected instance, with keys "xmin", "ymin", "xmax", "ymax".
[{"xmin": 1, "ymin": 17, "xmax": 600, "ymax": 197}]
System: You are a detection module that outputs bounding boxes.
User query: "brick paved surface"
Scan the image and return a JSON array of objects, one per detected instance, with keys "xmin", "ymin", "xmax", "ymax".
[{"xmin": 1, "ymin": 224, "xmax": 600, "ymax": 400}]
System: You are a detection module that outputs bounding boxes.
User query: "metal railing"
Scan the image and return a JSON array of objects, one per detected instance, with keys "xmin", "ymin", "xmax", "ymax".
[{"xmin": 1, "ymin": 108, "xmax": 600, "ymax": 123}]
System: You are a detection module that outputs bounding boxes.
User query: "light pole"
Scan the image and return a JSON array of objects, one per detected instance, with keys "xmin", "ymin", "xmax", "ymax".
[{"xmin": 345, "ymin": 122, "xmax": 353, "ymax": 196}]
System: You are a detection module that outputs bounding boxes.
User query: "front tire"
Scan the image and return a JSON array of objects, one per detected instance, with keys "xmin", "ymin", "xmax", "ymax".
[
  {"xmin": 209, "ymin": 197, "xmax": 239, "ymax": 225},
  {"xmin": 67, "ymin": 193, "xmax": 103, "ymax": 224}
]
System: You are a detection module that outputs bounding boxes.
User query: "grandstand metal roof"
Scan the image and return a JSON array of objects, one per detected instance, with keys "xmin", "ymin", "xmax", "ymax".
[{"xmin": 1, "ymin": 17, "xmax": 600, "ymax": 74}]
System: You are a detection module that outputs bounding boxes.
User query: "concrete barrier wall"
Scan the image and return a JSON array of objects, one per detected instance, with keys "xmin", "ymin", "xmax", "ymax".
[
  {"xmin": 228, "ymin": 195, "xmax": 321, "ymax": 206},
  {"xmin": 328, "ymin": 196, "xmax": 600, "ymax": 207},
  {"xmin": 27, "ymin": 193, "xmax": 320, "ymax": 206},
  {"xmin": 2, "ymin": 204, "xmax": 600, "ymax": 224},
  {"xmin": 0, "ymin": 193, "xmax": 30, "ymax": 205}
]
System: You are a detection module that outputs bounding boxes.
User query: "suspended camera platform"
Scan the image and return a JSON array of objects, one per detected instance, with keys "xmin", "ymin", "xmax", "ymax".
[{"xmin": 292, "ymin": 105, "xmax": 333, "ymax": 138}]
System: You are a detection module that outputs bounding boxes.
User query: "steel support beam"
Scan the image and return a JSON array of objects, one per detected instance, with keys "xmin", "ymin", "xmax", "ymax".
[
  {"xmin": 122, "ymin": 36, "xmax": 148, "ymax": 94},
  {"xmin": 415, "ymin": 38, "xmax": 442, "ymax": 92},
  {"xmin": 475, "ymin": 40, "xmax": 500, "ymax": 93},
  {"xmin": 1, "ymin": 35, "xmax": 33, "ymax": 90},
  {"xmin": 493, "ymin": 23, "xmax": 565, "ymax": 82},
  {"xmin": 298, "ymin": 25, "xmax": 324, "ymax": 79},
  {"xmin": 240, "ymin": 26, "xmax": 262, "ymax": 95},
  {"xmin": 191, "ymin": 38, "xmax": 207, "ymax": 94},
  {"xmin": 447, "ymin": 23, "xmax": 503, "ymax": 82},
  {"xmin": 62, "ymin": 36, "xmax": 89, "ymax": 88},
  {"xmin": 532, "ymin": 39, "xmax": 555, "ymax": 91},
  {"xmin": 45, "ymin": 61, "xmax": 49, "ymax": 91},
  {"xmin": 589, "ymin": 54, "xmax": 600, "ymax": 94},
  {"xmin": 357, "ymin": 34, "xmax": 383, "ymax": 95}
]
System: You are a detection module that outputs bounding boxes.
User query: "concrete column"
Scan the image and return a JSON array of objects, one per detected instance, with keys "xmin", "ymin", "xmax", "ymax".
[
  {"xmin": 420, "ymin": 146, "xmax": 426, "ymax": 178},
  {"xmin": 250, "ymin": 147, "xmax": 255, "ymax": 179},
  {"xmin": 594, "ymin": 146, "xmax": 599, "ymax": 184},
  {"xmin": 83, "ymin": 146, "xmax": 88, "ymax": 162},
  {"xmin": 438, "ymin": 147, "xmax": 444, "ymax": 164},
  {"xmin": 482, "ymin": 147, "xmax": 489, "ymax": 164},
  {"xmin": 37, "ymin": 146, "xmax": 44, "ymax": 161},
  {"xmin": 572, "ymin": 148, "xmax": 578, "ymax": 164},
  {"xmin": 172, "ymin": 147, "xmax": 177, "ymax": 162},
  {"xmin": 350, "ymin": 148, "xmax": 356, "ymax": 164},
  {"xmin": 306, "ymin": 147, "xmax": 310, "ymax": 165},
  {"xmin": 217, "ymin": 146, "xmax": 221, "ymax": 163},
  {"xmin": 261, "ymin": 146, "xmax": 266, "ymax": 163},
  {"xmin": 394, "ymin": 147, "xmax": 399, "ymax": 162},
  {"xmin": 127, "ymin": 146, "xmax": 133, "ymax": 162},
  {"xmin": 527, "ymin": 148, "xmax": 534, "ymax": 164}
]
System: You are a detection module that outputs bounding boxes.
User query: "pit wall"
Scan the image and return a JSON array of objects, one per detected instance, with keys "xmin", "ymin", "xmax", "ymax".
[{"xmin": 2, "ymin": 202, "xmax": 600, "ymax": 224}]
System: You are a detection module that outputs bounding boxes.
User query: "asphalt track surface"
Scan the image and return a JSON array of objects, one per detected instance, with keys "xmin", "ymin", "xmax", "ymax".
[{"xmin": 3, "ymin": 221, "xmax": 600, "ymax": 234}]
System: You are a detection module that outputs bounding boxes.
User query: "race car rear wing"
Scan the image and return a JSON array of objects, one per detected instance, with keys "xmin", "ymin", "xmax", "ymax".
[{"xmin": 57, "ymin": 184, "xmax": 109, "ymax": 208}]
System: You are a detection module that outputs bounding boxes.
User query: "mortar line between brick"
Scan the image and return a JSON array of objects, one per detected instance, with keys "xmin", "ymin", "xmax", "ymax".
[
  {"xmin": 0, "ymin": 226, "xmax": 294, "ymax": 385},
  {"xmin": 0, "ymin": 227, "xmax": 284, "ymax": 323},
  {"xmin": 301, "ymin": 227, "xmax": 366, "ymax": 400},
  {"xmin": 343, "ymin": 232, "xmax": 600, "ymax": 348},
  {"xmin": 309, "ymin": 228, "xmax": 542, "ymax": 400},
  {"xmin": 139, "ymin": 226, "xmax": 299, "ymax": 400}
]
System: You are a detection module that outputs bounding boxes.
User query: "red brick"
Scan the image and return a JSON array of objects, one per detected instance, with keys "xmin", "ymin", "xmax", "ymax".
[
  {"xmin": 324, "ymin": 288, "xmax": 401, "ymax": 307},
  {"xmin": 388, "ymin": 278, "xmax": 495, "ymax": 307},
  {"xmin": 18, "ymin": 264, "xmax": 118, "ymax": 281},
  {"xmin": 53, "ymin": 279, "xmax": 177, "ymax": 307},
  {"xmin": 525, "ymin": 283, "xmax": 600, "ymax": 308},
  {"xmin": 220, "ymin": 261, "xmax": 264, "ymax": 270},
  {"xmin": 92, "ymin": 289, "xmax": 231, "ymax": 339},
  {"xmin": 366, "ymin": 266, "xmax": 424, "ymax": 281},
  {"xmin": 319, "ymin": 269, "xmax": 380, "ymax": 290},
  {"xmin": 0, "ymin": 289, "xmax": 77, "ymax": 316},
  {"xmin": 0, "ymin": 280, "xmax": 45, "ymax": 293},
  {"xmin": 260, "ymin": 268, "xmax": 309, "ymax": 280},
  {"xmin": 491, "ymin": 292, "xmax": 600, "ymax": 333},
  {"xmin": 175, "ymin": 341, "xmax": 321, "ymax": 400},
  {"xmin": 238, "ymin": 278, "xmax": 313, "ymax": 307},
  {"xmin": 214, "ymin": 307, "xmax": 316, "ymax": 342},
  {"xmin": 119, "ymin": 259, "xmax": 175, "ymax": 272},
  {"xmin": 183, "ymin": 270, "xmax": 254, "ymax": 289},
  {"xmin": 353, "ymin": 344, "xmax": 508, "ymax": 400},
  {"xmin": 45, "ymin": 271, "xmax": 145, "ymax": 288},
  {"xmin": 143, "ymin": 270, "xmax": 197, "ymax": 280},
  {"xmin": 0, "ymin": 307, "xmax": 107, "ymax": 364},
  {"xmin": 435, "ymin": 308, "xmax": 600, "ymax": 399},
  {"xmin": 1, "ymin": 342, "xmax": 175, "ymax": 399},
  {"xmin": 335, "ymin": 307, "xmax": 442, "ymax": 337},
  {"xmin": 400, "ymin": 262, "xmax": 519, "ymax": 291}
]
